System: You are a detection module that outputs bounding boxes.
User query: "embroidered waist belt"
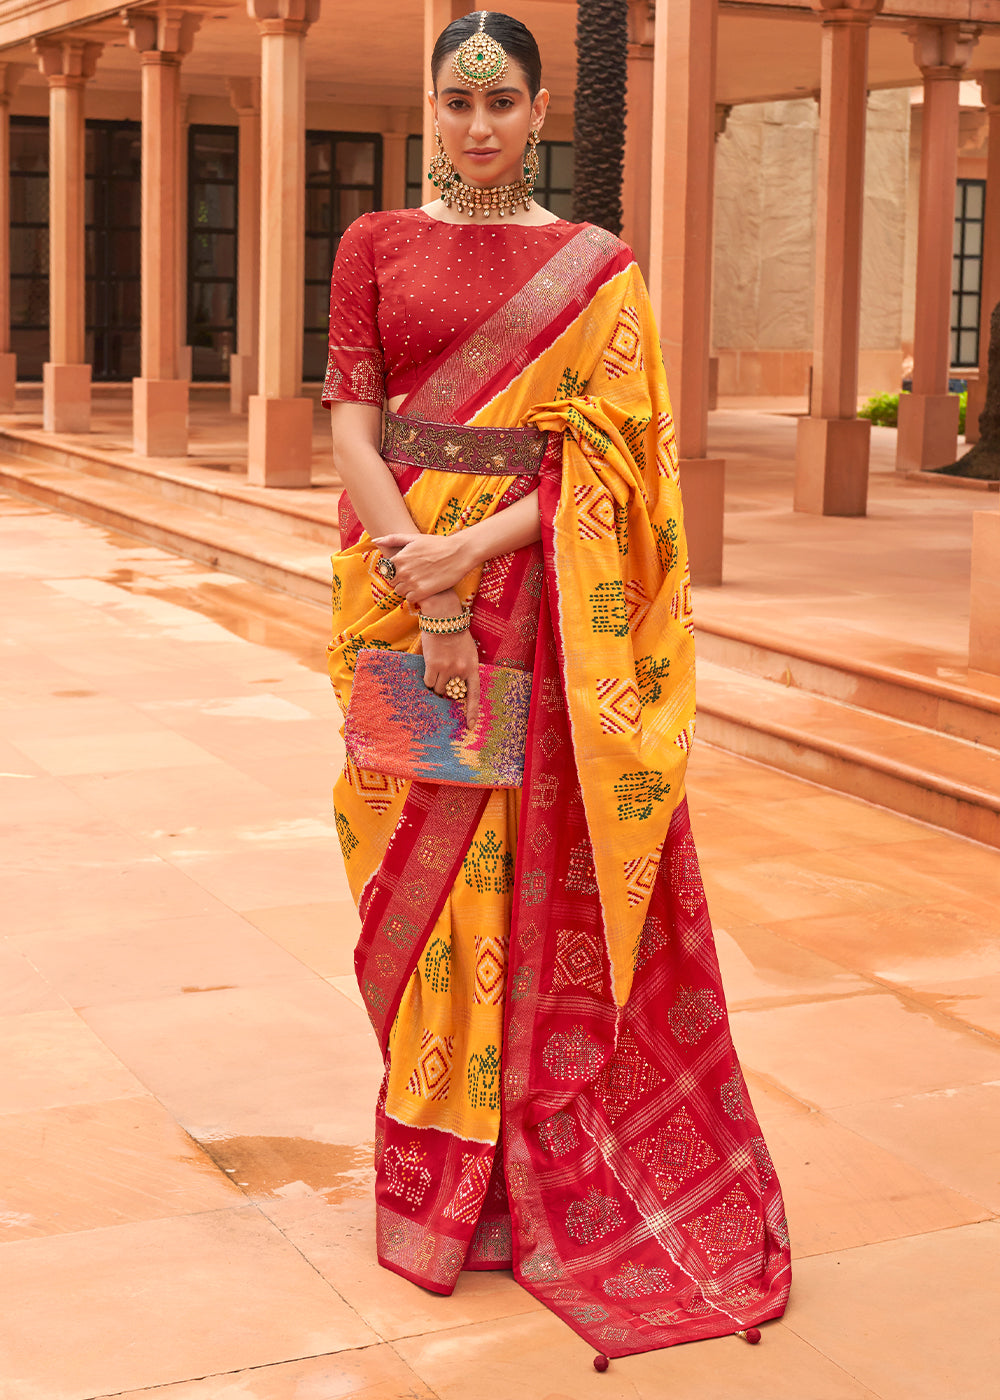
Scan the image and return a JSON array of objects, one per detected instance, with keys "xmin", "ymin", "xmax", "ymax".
[{"xmin": 381, "ymin": 411, "xmax": 547, "ymax": 477}]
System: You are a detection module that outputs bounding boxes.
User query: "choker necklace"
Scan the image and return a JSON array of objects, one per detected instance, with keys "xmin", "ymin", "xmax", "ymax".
[{"xmin": 438, "ymin": 174, "xmax": 533, "ymax": 219}]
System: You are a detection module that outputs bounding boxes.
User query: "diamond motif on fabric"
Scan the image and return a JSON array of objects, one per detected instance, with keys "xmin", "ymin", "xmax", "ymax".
[
  {"xmin": 669, "ymin": 563, "xmax": 695, "ymax": 636},
  {"xmin": 721, "ymin": 1067, "xmax": 751, "ymax": 1121},
  {"xmin": 473, "ymin": 933, "xmax": 505, "ymax": 1005},
  {"xmin": 596, "ymin": 677, "xmax": 642, "ymax": 735},
  {"xmin": 478, "ymin": 550, "xmax": 514, "ymax": 606},
  {"xmin": 530, "ymin": 825, "xmax": 552, "ymax": 855},
  {"xmin": 565, "ymin": 1188, "xmax": 625, "ymax": 1245},
  {"xmin": 343, "ymin": 759, "xmax": 406, "ymax": 814},
  {"xmin": 633, "ymin": 914, "xmax": 669, "ymax": 972},
  {"xmin": 573, "ymin": 482, "xmax": 617, "ymax": 541},
  {"xmin": 540, "ymin": 728, "xmax": 560, "ymax": 759},
  {"xmin": 510, "ymin": 965, "xmax": 533, "ymax": 1000},
  {"xmin": 623, "ymin": 577, "xmax": 652, "ymax": 629},
  {"xmin": 670, "ymin": 832, "xmax": 706, "ymax": 916},
  {"xmin": 542, "ymin": 1026, "xmax": 604, "ymax": 1081},
  {"xmin": 445, "ymin": 1152, "xmax": 492, "ymax": 1225},
  {"xmin": 669, "ymin": 986, "xmax": 724, "ymax": 1045},
  {"xmin": 538, "ymin": 1110, "xmax": 578, "ymax": 1157},
  {"xmin": 674, "ymin": 718, "xmax": 696, "ymax": 752},
  {"xmin": 750, "ymin": 1135, "xmax": 775, "ymax": 1186},
  {"xmin": 384, "ymin": 1143, "xmax": 431, "ymax": 1208},
  {"xmin": 624, "ymin": 846, "xmax": 663, "ymax": 907},
  {"xmin": 633, "ymin": 1105, "xmax": 718, "ymax": 1195},
  {"xmin": 552, "ymin": 929, "xmax": 604, "ymax": 995},
  {"xmin": 656, "ymin": 410, "xmax": 679, "ymax": 480},
  {"xmin": 603, "ymin": 1260, "xmax": 672, "ymax": 1300},
  {"xmin": 686, "ymin": 1185, "xmax": 764, "ymax": 1270},
  {"xmin": 534, "ymin": 773, "xmax": 558, "ymax": 810},
  {"xmin": 405, "ymin": 1029, "xmax": 454, "ymax": 1101},
  {"xmin": 603, "ymin": 305, "xmax": 644, "ymax": 380},
  {"xmin": 595, "ymin": 1029, "xmax": 662, "ymax": 1121},
  {"xmin": 566, "ymin": 838, "xmax": 599, "ymax": 894}
]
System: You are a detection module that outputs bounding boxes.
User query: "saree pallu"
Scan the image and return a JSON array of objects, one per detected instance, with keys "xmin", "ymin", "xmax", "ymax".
[{"xmin": 328, "ymin": 224, "xmax": 791, "ymax": 1358}]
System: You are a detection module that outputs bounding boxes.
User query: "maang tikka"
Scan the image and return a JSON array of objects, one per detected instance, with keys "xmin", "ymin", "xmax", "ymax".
[{"xmin": 451, "ymin": 10, "xmax": 509, "ymax": 90}]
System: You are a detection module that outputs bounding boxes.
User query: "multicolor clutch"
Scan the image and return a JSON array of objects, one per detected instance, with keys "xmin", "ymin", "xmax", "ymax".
[{"xmin": 345, "ymin": 649, "xmax": 532, "ymax": 787}]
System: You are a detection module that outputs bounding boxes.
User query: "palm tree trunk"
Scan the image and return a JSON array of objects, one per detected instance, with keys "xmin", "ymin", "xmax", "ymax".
[
  {"xmin": 572, "ymin": 0, "xmax": 628, "ymax": 234},
  {"xmin": 934, "ymin": 299, "xmax": 1000, "ymax": 479}
]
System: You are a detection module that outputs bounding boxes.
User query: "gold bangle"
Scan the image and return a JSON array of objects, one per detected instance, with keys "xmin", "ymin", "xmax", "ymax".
[{"xmin": 417, "ymin": 610, "xmax": 471, "ymax": 635}]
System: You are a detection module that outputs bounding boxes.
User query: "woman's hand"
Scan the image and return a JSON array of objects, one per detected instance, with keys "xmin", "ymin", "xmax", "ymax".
[
  {"xmin": 419, "ymin": 627, "xmax": 480, "ymax": 730},
  {"xmin": 375, "ymin": 531, "xmax": 477, "ymax": 605}
]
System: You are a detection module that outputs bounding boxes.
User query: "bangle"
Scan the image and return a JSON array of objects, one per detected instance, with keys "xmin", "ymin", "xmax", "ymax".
[{"xmin": 418, "ymin": 610, "xmax": 471, "ymax": 635}]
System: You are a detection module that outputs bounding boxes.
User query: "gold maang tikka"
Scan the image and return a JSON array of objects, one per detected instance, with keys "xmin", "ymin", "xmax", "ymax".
[{"xmin": 451, "ymin": 11, "xmax": 509, "ymax": 90}]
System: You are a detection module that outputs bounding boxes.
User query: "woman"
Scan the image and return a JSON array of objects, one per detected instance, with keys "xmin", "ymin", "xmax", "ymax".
[{"xmin": 325, "ymin": 10, "xmax": 790, "ymax": 1363}]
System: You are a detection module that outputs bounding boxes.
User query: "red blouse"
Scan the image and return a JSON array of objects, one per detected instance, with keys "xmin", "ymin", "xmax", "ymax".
[{"xmin": 323, "ymin": 208, "xmax": 584, "ymax": 407}]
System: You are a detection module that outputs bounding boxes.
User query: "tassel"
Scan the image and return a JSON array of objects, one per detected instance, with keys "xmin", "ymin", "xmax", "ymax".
[
  {"xmin": 736, "ymin": 1328, "xmax": 762, "ymax": 1345},
  {"xmin": 593, "ymin": 1353, "xmax": 610, "ymax": 1371}
]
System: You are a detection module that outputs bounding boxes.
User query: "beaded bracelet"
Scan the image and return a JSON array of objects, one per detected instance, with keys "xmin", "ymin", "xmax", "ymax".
[{"xmin": 417, "ymin": 610, "xmax": 471, "ymax": 635}]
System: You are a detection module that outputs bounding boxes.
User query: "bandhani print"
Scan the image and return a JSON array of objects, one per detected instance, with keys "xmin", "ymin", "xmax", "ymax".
[{"xmin": 327, "ymin": 222, "xmax": 791, "ymax": 1355}]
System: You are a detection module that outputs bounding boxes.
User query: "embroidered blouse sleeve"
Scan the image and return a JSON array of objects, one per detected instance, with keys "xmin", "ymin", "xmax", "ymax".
[{"xmin": 322, "ymin": 214, "xmax": 384, "ymax": 408}]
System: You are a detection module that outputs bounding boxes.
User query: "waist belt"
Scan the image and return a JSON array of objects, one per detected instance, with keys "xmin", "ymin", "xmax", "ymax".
[{"xmin": 381, "ymin": 410, "xmax": 547, "ymax": 477}]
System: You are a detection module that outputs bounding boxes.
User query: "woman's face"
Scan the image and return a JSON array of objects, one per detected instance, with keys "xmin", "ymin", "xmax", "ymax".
[{"xmin": 430, "ymin": 59, "xmax": 549, "ymax": 189}]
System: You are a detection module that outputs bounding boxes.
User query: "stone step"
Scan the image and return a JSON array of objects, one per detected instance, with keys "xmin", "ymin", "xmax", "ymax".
[
  {"xmin": 0, "ymin": 449, "xmax": 333, "ymax": 607},
  {"xmin": 695, "ymin": 616, "xmax": 1000, "ymax": 752},
  {"xmin": 696, "ymin": 659, "xmax": 1000, "ymax": 848},
  {"xmin": 0, "ymin": 424, "xmax": 343, "ymax": 547}
]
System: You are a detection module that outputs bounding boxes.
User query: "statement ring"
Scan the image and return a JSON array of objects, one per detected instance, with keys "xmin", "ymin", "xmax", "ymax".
[
  {"xmin": 444, "ymin": 677, "xmax": 468, "ymax": 702},
  {"xmin": 375, "ymin": 556, "xmax": 396, "ymax": 582}
]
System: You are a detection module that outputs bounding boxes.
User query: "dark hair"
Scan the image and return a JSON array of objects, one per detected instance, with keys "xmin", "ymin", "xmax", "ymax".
[{"xmin": 432, "ymin": 11, "xmax": 542, "ymax": 98}]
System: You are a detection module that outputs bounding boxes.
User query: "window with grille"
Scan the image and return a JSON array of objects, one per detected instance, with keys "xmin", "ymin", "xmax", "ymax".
[
  {"xmin": 952, "ymin": 178, "xmax": 985, "ymax": 369},
  {"xmin": 87, "ymin": 120, "xmax": 141, "ymax": 381},
  {"xmin": 304, "ymin": 132, "xmax": 382, "ymax": 382},
  {"xmin": 187, "ymin": 125, "xmax": 238, "ymax": 381},
  {"xmin": 10, "ymin": 117, "xmax": 50, "ymax": 379}
]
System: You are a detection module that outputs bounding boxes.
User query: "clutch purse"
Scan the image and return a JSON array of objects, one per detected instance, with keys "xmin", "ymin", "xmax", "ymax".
[{"xmin": 344, "ymin": 649, "xmax": 532, "ymax": 787}]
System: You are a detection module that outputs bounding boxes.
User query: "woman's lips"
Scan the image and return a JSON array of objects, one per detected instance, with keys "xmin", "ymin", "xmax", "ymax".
[{"xmin": 465, "ymin": 149, "xmax": 499, "ymax": 159}]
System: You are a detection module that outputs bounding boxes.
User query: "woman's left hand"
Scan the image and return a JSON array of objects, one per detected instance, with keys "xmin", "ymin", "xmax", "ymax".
[{"xmin": 374, "ymin": 531, "xmax": 477, "ymax": 604}]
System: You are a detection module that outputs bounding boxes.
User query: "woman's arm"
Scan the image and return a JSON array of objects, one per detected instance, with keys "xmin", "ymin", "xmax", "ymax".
[
  {"xmin": 376, "ymin": 489, "xmax": 541, "ymax": 603},
  {"xmin": 330, "ymin": 402, "xmax": 481, "ymax": 726}
]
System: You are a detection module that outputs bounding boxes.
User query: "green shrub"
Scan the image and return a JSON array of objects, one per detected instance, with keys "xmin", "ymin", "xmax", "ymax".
[
  {"xmin": 858, "ymin": 388, "xmax": 967, "ymax": 432},
  {"xmin": 858, "ymin": 391, "xmax": 901, "ymax": 427}
]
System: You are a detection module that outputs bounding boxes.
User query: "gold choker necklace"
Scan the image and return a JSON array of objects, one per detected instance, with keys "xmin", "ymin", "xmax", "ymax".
[{"xmin": 438, "ymin": 175, "xmax": 533, "ymax": 219}]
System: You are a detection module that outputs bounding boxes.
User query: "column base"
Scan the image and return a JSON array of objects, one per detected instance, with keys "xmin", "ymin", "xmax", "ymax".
[
  {"xmin": 895, "ymin": 391, "xmax": 959, "ymax": 472},
  {"xmin": 247, "ymin": 395, "xmax": 313, "ymax": 488},
  {"xmin": 963, "ymin": 378, "xmax": 985, "ymax": 445},
  {"xmin": 794, "ymin": 416, "xmax": 870, "ymax": 517},
  {"xmin": 43, "ymin": 362, "xmax": 91, "ymax": 434},
  {"xmin": 970, "ymin": 511, "xmax": 1000, "ymax": 676},
  {"xmin": 133, "ymin": 378, "xmax": 189, "ymax": 457},
  {"xmin": 229, "ymin": 353, "xmax": 258, "ymax": 415},
  {"xmin": 678, "ymin": 457, "xmax": 725, "ymax": 587},
  {"xmin": 0, "ymin": 353, "xmax": 17, "ymax": 411}
]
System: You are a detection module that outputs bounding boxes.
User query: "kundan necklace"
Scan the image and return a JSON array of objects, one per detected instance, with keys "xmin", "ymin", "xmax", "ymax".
[{"xmin": 427, "ymin": 127, "xmax": 541, "ymax": 219}]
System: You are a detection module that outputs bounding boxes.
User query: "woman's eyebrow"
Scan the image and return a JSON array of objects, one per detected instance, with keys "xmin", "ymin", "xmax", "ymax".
[{"xmin": 439, "ymin": 85, "xmax": 523, "ymax": 97}]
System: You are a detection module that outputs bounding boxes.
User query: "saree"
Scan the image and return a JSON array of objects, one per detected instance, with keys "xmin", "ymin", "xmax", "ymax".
[{"xmin": 327, "ymin": 218, "xmax": 791, "ymax": 1358}]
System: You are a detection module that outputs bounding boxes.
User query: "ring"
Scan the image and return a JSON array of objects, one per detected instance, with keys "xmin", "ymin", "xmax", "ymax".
[
  {"xmin": 375, "ymin": 556, "xmax": 396, "ymax": 582},
  {"xmin": 444, "ymin": 677, "xmax": 468, "ymax": 702}
]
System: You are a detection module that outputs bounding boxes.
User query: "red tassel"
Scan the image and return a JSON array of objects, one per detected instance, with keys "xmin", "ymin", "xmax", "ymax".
[
  {"xmin": 737, "ymin": 1327, "xmax": 762, "ymax": 1345},
  {"xmin": 593, "ymin": 1353, "xmax": 610, "ymax": 1372}
]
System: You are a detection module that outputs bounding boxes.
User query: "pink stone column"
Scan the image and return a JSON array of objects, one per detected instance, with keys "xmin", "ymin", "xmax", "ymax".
[
  {"xmin": 422, "ymin": 0, "xmax": 466, "ymax": 203},
  {"xmin": 33, "ymin": 39, "xmax": 101, "ymax": 435},
  {"xmin": 964, "ymin": 72, "xmax": 1000, "ymax": 445},
  {"xmin": 649, "ymin": 0, "xmax": 725, "ymax": 585},
  {"xmin": 227, "ymin": 77, "xmax": 261, "ymax": 414},
  {"xmin": 621, "ymin": 0, "xmax": 653, "ymax": 282},
  {"xmin": 896, "ymin": 21, "xmax": 980, "ymax": 473},
  {"xmin": 126, "ymin": 9, "xmax": 201, "ymax": 457},
  {"xmin": 0, "ymin": 63, "xmax": 25, "ymax": 411},
  {"xmin": 247, "ymin": 0, "xmax": 320, "ymax": 488},
  {"xmin": 382, "ymin": 111, "xmax": 410, "ymax": 213},
  {"xmin": 794, "ymin": 1, "xmax": 882, "ymax": 518}
]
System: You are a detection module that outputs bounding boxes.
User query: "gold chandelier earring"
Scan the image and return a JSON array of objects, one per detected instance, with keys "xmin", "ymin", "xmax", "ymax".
[
  {"xmin": 523, "ymin": 129, "xmax": 541, "ymax": 197},
  {"xmin": 427, "ymin": 128, "xmax": 458, "ymax": 194}
]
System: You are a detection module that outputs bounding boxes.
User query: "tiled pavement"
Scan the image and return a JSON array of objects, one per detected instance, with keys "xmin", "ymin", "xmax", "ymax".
[{"xmin": 1, "ymin": 492, "xmax": 998, "ymax": 1400}]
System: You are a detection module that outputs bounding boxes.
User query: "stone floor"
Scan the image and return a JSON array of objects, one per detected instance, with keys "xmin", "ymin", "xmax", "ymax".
[{"xmin": 1, "ymin": 489, "xmax": 999, "ymax": 1400}]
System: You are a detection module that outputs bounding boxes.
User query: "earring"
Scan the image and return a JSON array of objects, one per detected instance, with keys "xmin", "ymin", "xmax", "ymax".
[
  {"xmin": 523, "ymin": 129, "xmax": 541, "ymax": 196},
  {"xmin": 427, "ymin": 128, "xmax": 457, "ymax": 193}
]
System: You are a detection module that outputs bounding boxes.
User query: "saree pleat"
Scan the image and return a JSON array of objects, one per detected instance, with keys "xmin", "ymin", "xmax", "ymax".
[{"xmin": 329, "ymin": 224, "xmax": 791, "ymax": 1354}]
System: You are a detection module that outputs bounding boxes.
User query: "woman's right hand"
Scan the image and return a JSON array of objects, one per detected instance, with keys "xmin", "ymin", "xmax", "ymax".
[{"xmin": 418, "ymin": 618, "xmax": 480, "ymax": 730}]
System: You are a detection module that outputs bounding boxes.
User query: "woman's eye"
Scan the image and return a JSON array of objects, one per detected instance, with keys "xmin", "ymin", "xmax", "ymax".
[
  {"xmin": 447, "ymin": 99, "xmax": 467, "ymax": 111},
  {"xmin": 492, "ymin": 98, "xmax": 513, "ymax": 110}
]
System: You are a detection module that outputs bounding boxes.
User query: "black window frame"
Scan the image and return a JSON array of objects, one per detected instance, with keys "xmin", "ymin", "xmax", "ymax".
[
  {"xmin": 86, "ymin": 118, "xmax": 142, "ymax": 382},
  {"xmin": 187, "ymin": 122, "xmax": 239, "ymax": 383},
  {"xmin": 9, "ymin": 115, "xmax": 51, "ymax": 379},
  {"xmin": 952, "ymin": 177, "xmax": 985, "ymax": 370}
]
